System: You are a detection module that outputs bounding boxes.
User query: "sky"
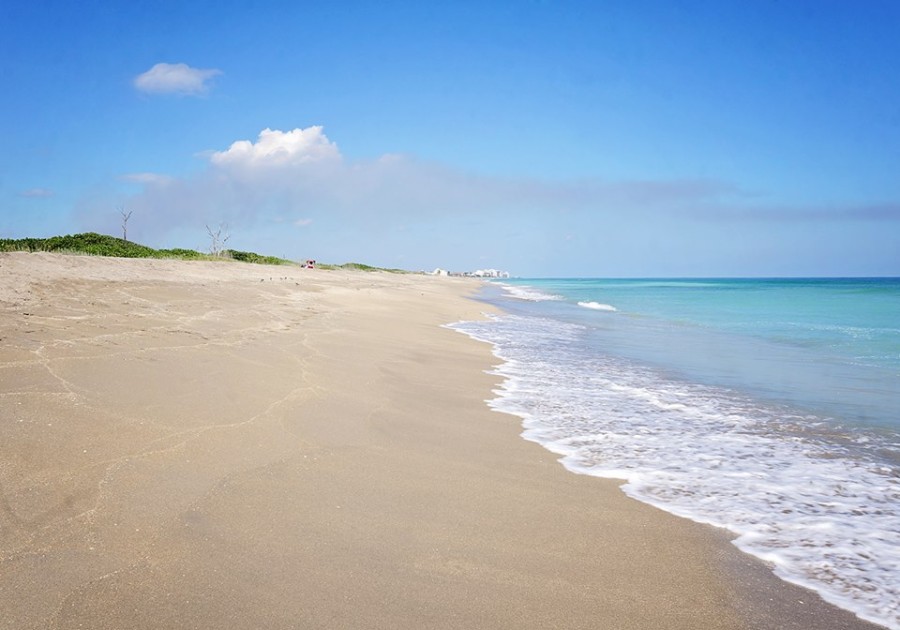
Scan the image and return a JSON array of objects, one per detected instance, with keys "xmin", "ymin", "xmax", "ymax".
[{"xmin": 2, "ymin": 0, "xmax": 899, "ymax": 277}]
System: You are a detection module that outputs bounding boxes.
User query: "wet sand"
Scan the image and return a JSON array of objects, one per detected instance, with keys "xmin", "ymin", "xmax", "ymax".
[{"xmin": 0, "ymin": 252, "xmax": 880, "ymax": 629}]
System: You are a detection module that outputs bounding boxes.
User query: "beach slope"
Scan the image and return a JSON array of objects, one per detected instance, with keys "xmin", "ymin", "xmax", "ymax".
[{"xmin": 0, "ymin": 253, "xmax": 878, "ymax": 629}]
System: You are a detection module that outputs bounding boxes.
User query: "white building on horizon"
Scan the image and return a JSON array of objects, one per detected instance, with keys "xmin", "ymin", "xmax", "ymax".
[{"xmin": 471, "ymin": 268, "xmax": 509, "ymax": 278}]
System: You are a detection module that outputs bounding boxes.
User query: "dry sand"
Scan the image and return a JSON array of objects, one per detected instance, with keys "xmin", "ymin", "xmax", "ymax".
[{"xmin": 0, "ymin": 252, "xmax": 880, "ymax": 629}]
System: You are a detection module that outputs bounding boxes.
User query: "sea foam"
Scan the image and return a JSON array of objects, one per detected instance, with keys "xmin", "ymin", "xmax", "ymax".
[
  {"xmin": 449, "ymin": 313, "xmax": 900, "ymax": 630},
  {"xmin": 497, "ymin": 283, "xmax": 564, "ymax": 302},
  {"xmin": 577, "ymin": 301, "xmax": 617, "ymax": 311}
]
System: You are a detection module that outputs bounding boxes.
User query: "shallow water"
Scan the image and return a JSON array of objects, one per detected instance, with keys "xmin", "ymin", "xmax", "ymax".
[{"xmin": 450, "ymin": 278, "xmax": 900, "ymax": 629}]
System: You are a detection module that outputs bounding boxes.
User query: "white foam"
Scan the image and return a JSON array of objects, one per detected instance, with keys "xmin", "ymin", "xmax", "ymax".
[
  {"xmin": 578, "ymin": 301, "xmax": 617, "ymax": 311},
  {"xmin": 497, "ymin": 282, "xmax": 564, "ymax": 302},
  {"xmin": 450, "ymin": 314, "xmax": 900, "ymax": 630}
]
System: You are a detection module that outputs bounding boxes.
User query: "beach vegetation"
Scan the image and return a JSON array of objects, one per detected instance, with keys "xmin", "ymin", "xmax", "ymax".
[
  {"xmin": 339, "ymin": 262, "xmax": 378, "ymax": 271},
  {"xmin": 224, "ymin": 249, "xmax": 293, "ymax": 265},
  {"xmin": 0, "ymin": 232, "xmax": 294, "ymax": 266},
  {"xmin": 0, "ymin": 232, "xmax": 159, "ymax": 257},
  {"xmin": 337, "ymin": 262, "xmax": 410, "ymax": 274},
  {"xmin": 156, "ymin": 247, "xmax": 207, "ymax": 259},
  {"xmin": 0, "ymin": 232, "xmax": 408, "ymax": 272}
]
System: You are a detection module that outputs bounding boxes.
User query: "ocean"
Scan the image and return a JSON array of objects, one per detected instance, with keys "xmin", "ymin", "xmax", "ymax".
[{"xmin": 449, "ymin": 278, "xmax": 900, "ymax": 630}]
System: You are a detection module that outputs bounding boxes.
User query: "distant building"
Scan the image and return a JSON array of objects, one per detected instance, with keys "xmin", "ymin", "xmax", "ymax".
[
  {"xmin": 435, "ymin": 267, "xmax": 510, "ymax": 278},
  {"xmin": 470, "ymin": 268, "xmax": 509, "ymax": 278}
]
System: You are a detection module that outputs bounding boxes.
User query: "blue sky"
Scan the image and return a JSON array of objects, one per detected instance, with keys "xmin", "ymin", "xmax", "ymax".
[{"xmin": 2, "ymin": 0, "xmax": 899, "ymax": 276}]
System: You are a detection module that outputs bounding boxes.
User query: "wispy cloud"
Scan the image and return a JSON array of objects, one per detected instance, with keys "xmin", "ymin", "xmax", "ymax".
[
  {"xmin": 102, "ymin": 126, "xmax": 742, "ymax": 239},
  {"xmin": 694, "ymin": 202, "xmax": 900, "ymax": 222},
  {"xmin": 74, "ymin": 125, "xmax": 899, "ymax": 275},
  {"xmin": 19, "ymin": 187, "xmax": 54, "ymax": 198},
  {"xmin": 848, "ymin": 204, "xmax": 900, "ymax": 221},
  {"xmin": 133, "ymin": 62, "xmax": 222, "ymax": 96}
]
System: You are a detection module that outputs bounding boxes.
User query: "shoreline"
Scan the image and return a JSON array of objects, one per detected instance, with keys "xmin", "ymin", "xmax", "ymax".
[{"xmin": 0, "ymin": 253, "xmax": 881, "ymax": 629}]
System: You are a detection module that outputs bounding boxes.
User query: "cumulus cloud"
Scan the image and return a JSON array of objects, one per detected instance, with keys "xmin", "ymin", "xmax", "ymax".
[
  {"xmin": 133, "ymin": 62, "xmax": 222, "ymax": 96},
  {"xmin": 210, "ymin": 127, "xmax": 340, "ymax": 169},
  {"xmin": 19, "ymin": 187, "xmax": 54, "ymax": 198}
]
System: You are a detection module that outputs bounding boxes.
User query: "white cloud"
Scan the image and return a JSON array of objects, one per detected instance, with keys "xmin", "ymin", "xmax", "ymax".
[
  {"xmin": 99, "ymin": 125, "xmax": 742, "ymax": 249},
  {"xmin": 73, "ymin": 125, "xmax": 898, "ymax": 276},
  {"xmin": 19, "ymin": 188, "xmax": 54, "ymax": 198},
  {"xmin": 133, "ymin": 62, "xmax": 222, "ymax": 96},
  {"xmin": 210, "ymin": 127, "xmax": 341, "ymax": 169}
]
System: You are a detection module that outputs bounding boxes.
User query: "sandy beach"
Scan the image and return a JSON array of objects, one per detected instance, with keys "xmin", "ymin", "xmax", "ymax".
[{"xmin": 0, "ymin": 252, "xmax": 880, "ymax": 630}]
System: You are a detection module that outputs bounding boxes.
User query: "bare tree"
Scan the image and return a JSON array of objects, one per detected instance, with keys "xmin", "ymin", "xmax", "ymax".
[
  {"xmin": 206, "ymin": 223, "xmax": 231, "ymax": 256},
  {"xmin": 119, "ymin": 206, "xmax": 133, "ymax": 241}
]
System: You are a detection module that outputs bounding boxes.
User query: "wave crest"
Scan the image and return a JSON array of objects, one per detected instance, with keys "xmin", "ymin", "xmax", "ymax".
[{"xmin": 578, "ymin": 301, "xmax": 617, "ymax": 311}]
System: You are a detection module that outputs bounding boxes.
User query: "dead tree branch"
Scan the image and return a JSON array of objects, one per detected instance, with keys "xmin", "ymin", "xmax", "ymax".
[
  {"xmin": 206, "ymin": 223, "xmax": 231, "ymax": 256},
  {"xmin": 119, "ymin": 206, "xmax": 133, "ymax": 242}
]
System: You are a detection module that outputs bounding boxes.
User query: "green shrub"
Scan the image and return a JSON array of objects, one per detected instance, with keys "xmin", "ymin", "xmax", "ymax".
[
  {"xmin": 156, "ymin": 248, "xmax": 206, "ymax": 259},
  {"xmin": 45, "ymin": 233, "xmax": 158, "ymax": 257},
  {"xmin": 0, "ymin": 232, "xmax": 407, "ymax": 272},
  {"xmin": 225, "ymin": 249, "xmax": 292, "ymax": 265},
  {"xmin": 339, "ymin": 262, "xmax": 377, "ymax": 271},
  {"xmin": 337, "ymin": 262, "xmax": 409, "ymax": 273}
]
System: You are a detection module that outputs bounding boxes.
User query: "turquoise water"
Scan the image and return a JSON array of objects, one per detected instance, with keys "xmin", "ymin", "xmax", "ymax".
[
  {"xmin": 538, "ymin": 278, "xmax": 899, "ymax": 369},
  {"xmin": 496, "ymin": 278, "xmax": 900, "ymax": 430},
  {"xmin": 451, "ymin": 278, "xmax": 900, "ymax": 629}
]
